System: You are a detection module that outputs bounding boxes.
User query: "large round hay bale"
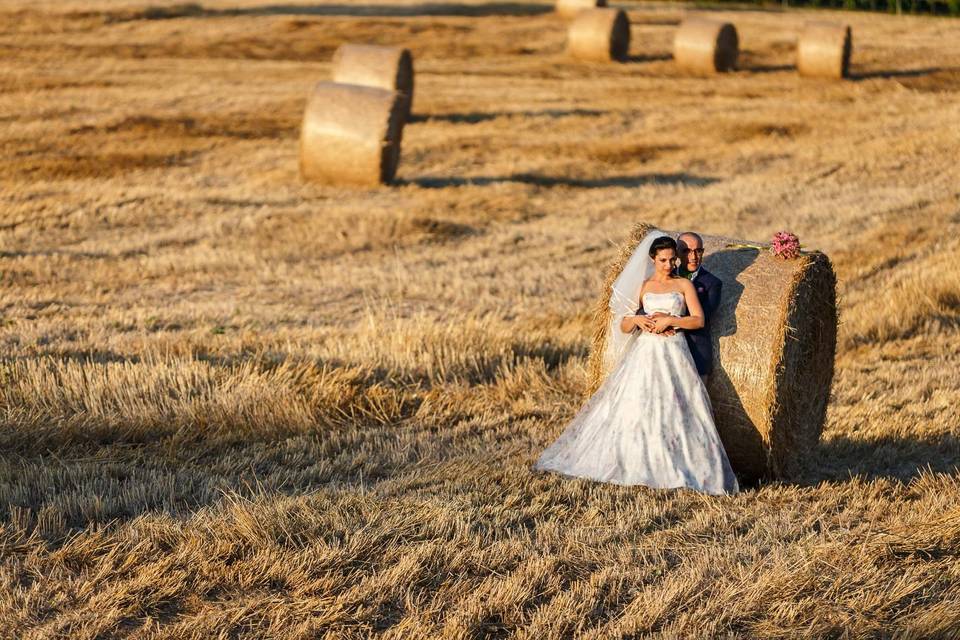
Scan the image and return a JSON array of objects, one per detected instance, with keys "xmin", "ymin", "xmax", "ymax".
[
  {"xmin": 797, "ymin": 22, "xmax": 852, "ymax": 80},
  {"xmin": 567, "ymin": 8, "xmax": 630, "ymax": 63},
  {"xmin": 299, "ymin": 82, "xmax": 405, "ymax": 186},
  {"xmin": 587, "ymin": 223, "xmax": 837, "ymax": 480},
  {"xmin": 556, "ymin": 0, "xmax": 607, "ymax": 19},
  {"xmin": 673, "ymin": 17, "xmax": 739, "ymax": 74},
  {"xmin": 332, "ymin": 43, "xmax": 414, "ymax": 119}
]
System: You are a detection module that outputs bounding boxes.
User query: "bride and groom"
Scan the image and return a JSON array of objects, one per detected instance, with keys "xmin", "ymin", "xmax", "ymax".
[{"xmin": 534, "ymin": 231, "xmax": 739, "ymax": 495}]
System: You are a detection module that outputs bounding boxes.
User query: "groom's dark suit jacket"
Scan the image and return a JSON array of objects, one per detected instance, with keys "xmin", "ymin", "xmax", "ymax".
[
  {"xmin": 637, "ymin": 268, "xmax": 721, "ymax": 377},
  {"xmin": 684, "ymin": 268, "xmax": 721, "ymax": 377}
]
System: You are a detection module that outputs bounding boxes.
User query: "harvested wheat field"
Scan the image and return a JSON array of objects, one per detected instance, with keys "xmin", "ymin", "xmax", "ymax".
[{"xmin": 1, "ymin": 0, "xmax": 960, "ymax": 637}]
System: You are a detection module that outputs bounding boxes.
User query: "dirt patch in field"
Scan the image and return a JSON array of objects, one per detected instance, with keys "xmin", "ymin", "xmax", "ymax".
[
  {"xmin": 4, "ymin": 133, "xmax": 207, "ymax": 180},
  {"xmin": 894, "ymin": 67, "xmax": 960, "ymax": 93},
  {"xmin": 73, "ymin": 113, "xmax": 300, "ymax": 141},
  {"xmin": 6, "ymin": 149, "xmax": 200, "ymax": 180},
  {"xmin": 4, "ymin": 106, "xmax": 301, "ymax": 181},
  {"xmin": 583, "ymin": 142, "xmax": 684, "ymax": 164},
  {"xmin": 1, "ymin": 4, "xmax": 207, "ymax": 34},
  {"xmin": 0, "ymin": 77, "xmax": 118, "ymax": 92},
  {"xmin": 719, "ymin": 122, "xmax": 812, "ymax": 143},
  {"xmin": 409, "ymin": 216, "xmax": 478, "ymax": 242}
]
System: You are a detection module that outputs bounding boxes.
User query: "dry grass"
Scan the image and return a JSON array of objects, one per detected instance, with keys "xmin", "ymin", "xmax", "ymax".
[{"xmin": 1, "ymin": 0, "xmax": 960, "ymax": 637}]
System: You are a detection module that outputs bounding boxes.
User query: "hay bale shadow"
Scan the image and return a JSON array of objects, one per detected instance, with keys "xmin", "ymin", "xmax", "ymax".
[
  {"xmin": 410, "ymin": 108, "xmax": 605, "ymax": 124},
  {"xmin": 209, "ymin": 3, "xmax": 553, "ymax": 18},
  {"xmin": 740, "ymin": 63, "xmax": 793, "ymax": 74},
  {"xmin": 680, "ymin": 3, "xmax": 787, "ymax": 13},
  {"xmin": 624, "ymin": 54, "xmax": 672, "ymax": 64},
  {"xmin": 405, "ymin": 172, "xmax": 719, "ymax": 189},
  {"xmin": 800, "ymin": 434, "xmax": 960, "ymax": 485},
  {"xmin": 626, "ymin": 17, "xmax": 681, "ymax": 27},
  {"xmin": 889, "ymin": 67, "xmax": 960, "ymax": 92},
  {"xmin": 850, "ymin": 66, "xmax": 943, "ymax": 81}
]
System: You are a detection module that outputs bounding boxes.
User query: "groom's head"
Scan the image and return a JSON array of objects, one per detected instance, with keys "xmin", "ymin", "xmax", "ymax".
[{"xmin": 677, "ymin": 232, "xmax": 704, "ymax": 273}]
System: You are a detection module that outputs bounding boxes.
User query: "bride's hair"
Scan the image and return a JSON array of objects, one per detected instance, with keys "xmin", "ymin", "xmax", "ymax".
[{"xmin": 648, "ymin": 236, "xmax": 677, "ymax": 258}]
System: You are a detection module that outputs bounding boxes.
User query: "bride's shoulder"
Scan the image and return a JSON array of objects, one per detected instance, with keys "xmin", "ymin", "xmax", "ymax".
[{"xmin": 675, "ymin": 277, "xmax": 696, "ymax": 294}]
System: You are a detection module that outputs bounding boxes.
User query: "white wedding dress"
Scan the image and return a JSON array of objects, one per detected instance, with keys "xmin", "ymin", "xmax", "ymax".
[{"xmin": 535, "ymin": 290, "xmax": 739, "ymax": 495}]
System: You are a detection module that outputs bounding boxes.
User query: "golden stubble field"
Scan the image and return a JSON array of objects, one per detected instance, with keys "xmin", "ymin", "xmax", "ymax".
[{"xmin": 1, "ymin": 0, "xmax": 960, "ymax": 637}]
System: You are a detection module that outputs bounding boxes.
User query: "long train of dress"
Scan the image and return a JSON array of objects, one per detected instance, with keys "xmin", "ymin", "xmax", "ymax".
[{"xmin": 534, "ymin": 291, "xmax": 738, "ymax": 495}]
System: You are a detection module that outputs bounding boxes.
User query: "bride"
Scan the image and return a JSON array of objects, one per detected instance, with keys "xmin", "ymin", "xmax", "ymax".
[{"xmin": 534, "ymin": 234, "xmax": 738, "ymax": 495}]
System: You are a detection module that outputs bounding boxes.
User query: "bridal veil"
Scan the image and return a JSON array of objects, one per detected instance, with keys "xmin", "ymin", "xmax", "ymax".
[{"xmin": 603, "ymin": 229, "xmax": 669, "ymax": 372}]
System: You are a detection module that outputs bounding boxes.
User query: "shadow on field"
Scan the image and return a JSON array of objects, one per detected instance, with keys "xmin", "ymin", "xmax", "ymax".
[
  {"xmin": 850, "ymin": 67, "xmax": 943, "ymax": 81},
  {"xmin": 406, "ymin": 173, "xmax": 719, "ymax": 189},
  {"xmin": 412, "ymin": 108, "xmax": 605, "ymax": 124},
  {"xmin": 624, "ymin": 54, "xmax": 672, "ymax": 64},
  {"xmin": 206, "ymin": 2, "xmax": 553, "ymax": 18},
  {"xmin": 683, "ymin": 4, "xmax": 786, "ymax": 13},
  {"xmin": 804, "ymin": 433, "xmax": 960, "ymax": 484},
  {"xmin": 626, "ymin": 17, "xmax": 681, "ymax": 26},
  {"xmin": 740, "ymin": 63, "xmax": 794, "ymax": 74}
]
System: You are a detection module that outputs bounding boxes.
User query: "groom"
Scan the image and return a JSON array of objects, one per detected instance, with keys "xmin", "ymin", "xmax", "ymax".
[{"xmin": 637, "ymin": 231, "xmax": 722, "ymax": 384}]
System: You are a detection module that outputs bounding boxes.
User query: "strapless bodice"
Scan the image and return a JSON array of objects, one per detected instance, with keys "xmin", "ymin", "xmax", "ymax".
[{"xmin": 642, "ymin": 291, "xmax": 686, "ymax": 316}]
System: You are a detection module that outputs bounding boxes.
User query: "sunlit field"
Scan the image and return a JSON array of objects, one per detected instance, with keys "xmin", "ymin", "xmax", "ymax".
[{"xmin": 2, "ymin": 0, "xmax": 960, "ymax": 636}]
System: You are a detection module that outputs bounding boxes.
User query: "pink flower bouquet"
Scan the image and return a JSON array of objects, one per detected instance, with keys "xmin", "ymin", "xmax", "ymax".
[
  {"xmin": 771, "ymin": 231, "xmax": 801, "ymax": 260},
  {"xmin": 726, "ymin": 231, "xmax": 805, "ymax": 258}
]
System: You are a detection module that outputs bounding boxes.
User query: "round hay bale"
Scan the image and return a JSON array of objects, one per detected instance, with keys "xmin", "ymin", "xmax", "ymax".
[
  {"xmin": 556, "ymin": 0, "xmax": 607, "ymax": 19},
  {"xmin": 567, "ymin": 8, "xmax": 630, "ymax": 63},
  {"xmin": 673, "ymin": 17, "xmax": 739, "ymax": 74},
  {"xmin": 587, "ymin": 223, "xmax": 837, "ymax": 480},
  {"xmin": 797, "ymin": 22, "xmax": 852, "ymax": 80},
  {"xmin": 332, "ymin": 43, "xmax": 414, "ymax": 119},
  {"xmin": 299, "ymin": 82, "xmax": 405, "ymax": 186}
]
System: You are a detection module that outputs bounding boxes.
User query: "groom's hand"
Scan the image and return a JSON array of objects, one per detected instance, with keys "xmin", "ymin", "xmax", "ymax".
[
  {"xmin": 644, "ymin": 312, "xmax": 670, "ymax": 331},
  {"xmin": 636, "ymin": 314, "xmax": 676, "ymax": 335},
  {"xmin": 653, "ymin": 315, "xmax": 675, "ymax": 334},
  {"xmin": 635, "ymin": 315, "xmax": 656, "ymax": 332}
]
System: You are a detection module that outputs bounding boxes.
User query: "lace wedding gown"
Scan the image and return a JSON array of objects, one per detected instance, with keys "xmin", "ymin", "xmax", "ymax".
[{"xmin": 535, "ymin": 291, "xmax": 739, "ymax": 495}]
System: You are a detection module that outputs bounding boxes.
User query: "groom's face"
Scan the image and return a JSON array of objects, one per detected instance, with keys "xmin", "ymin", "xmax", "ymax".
[{"xmin": 678, "ymin": 234, "xmax": 704, "ymax": 272}]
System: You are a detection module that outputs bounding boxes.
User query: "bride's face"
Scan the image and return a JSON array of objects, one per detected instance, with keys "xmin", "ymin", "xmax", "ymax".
[{"xmin": 653, "ymin": 248, "xmax": 677, "ymax": 275}]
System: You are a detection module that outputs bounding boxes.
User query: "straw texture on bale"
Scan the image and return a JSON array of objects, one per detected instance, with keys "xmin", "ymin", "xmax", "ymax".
[
  {"xmin": 332, "ymin": 43, "xmax": 415, "ymax": 119},
  {"xmin": 567, "ymin": 8, "xmax": 630, "ymax": 63},
  {"xmin": 587, "ymin": 223, "xmax": 837, "ymax": 479},
  {"xmin": 673, "ymin": 18, "xmax": 739, "ymax": 74},
  {"xmin": 797, "ymin": 22, "xmax": 852, "ymax": 80},
  {"xmin": 299, "ymin": 82, "xmax": 405, "ymax": 186},
  {"xmin": 555, "ymin": 0, "xmax": 607, "ymax": 19}
]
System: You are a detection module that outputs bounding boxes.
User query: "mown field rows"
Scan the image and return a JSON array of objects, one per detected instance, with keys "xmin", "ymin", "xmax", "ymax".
[{"xmin": 1, "ymin": 1, "xmax": 959, "ymax": 636}]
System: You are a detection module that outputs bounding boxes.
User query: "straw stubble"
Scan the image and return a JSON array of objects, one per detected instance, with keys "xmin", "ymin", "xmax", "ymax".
[{"xmin": 6, "ymin": 3, "xmax": 960, "ymax": 635}]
